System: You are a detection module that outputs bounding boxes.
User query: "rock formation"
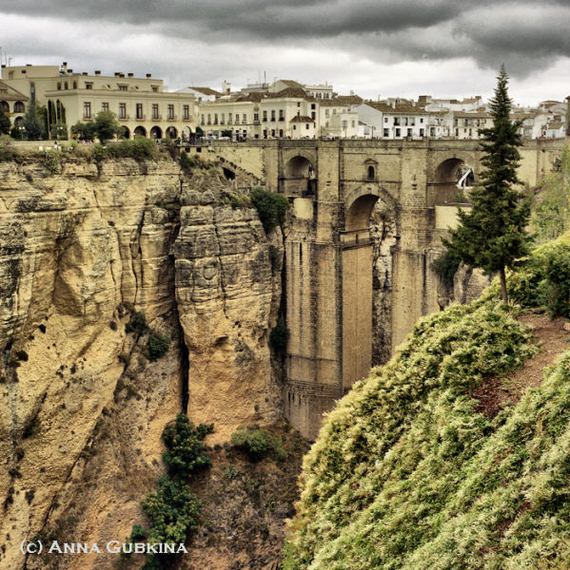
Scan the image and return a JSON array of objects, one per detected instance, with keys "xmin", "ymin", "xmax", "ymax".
[{"xmin": 0, "ymin": 152, "xmax": 282, "ymax": 569}]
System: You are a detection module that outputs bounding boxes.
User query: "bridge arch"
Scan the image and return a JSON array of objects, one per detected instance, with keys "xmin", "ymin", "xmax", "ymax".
[
  {"xmin": 282, "ymin": 154, "xmax": 317, "ymax": 196},
  {"xmin": 431, "ymin": 156, "xmax": 476, "ymax": 204},
  {"xmin": 345, "ymin": 185, "xmax": 398, "ymax": 231}
]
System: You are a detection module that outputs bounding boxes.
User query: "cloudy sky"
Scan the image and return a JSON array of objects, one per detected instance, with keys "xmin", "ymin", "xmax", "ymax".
[{"xmin": 1, "ymin": 0, "xmax": 569, "ymax": 105}]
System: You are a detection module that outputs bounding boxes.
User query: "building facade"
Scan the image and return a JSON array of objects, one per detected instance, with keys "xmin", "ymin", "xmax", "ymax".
[{"xmin": 0, "ymin": 62, "xmax": 199, "ymax": 139}]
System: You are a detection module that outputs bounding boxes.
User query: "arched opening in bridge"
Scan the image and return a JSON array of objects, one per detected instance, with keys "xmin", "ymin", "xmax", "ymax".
[
  {"xmin": 284, "ymin": 155, "xmax": 316, "ymax": 196},
  {"xmin": 134, "ymin": 126, "xmax": 147, "ymax": 138},
  {"xmin": 166, "ymin": 126, "xmax": 178, "ymax": 139},
  {"xmin": 434, "ymin": 158, "xmax": 475, "ymax": 204},
  {"xmin": 222, "ymin": 167, "xmax": 236, "ymax": 181},
  {"xmin": 345, "ymin": 194, "xmax": 380, "ymax": 234},
  {"xmin": 150, "ymin": 126, "xmax": 162, "ymax": 139}
]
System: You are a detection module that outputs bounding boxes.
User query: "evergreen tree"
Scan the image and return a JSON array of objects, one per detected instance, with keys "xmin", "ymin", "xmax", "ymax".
[
  {"xmin": 22, "ymin": 105, "xmax": 46, "ymax": 140},
  {"xmin": 443, "ymin": 66, "xmax": 530, "ymax": 302},
  {"xmin": 0, "ymin": 106, "xmax": 10, "ymax": 135}
]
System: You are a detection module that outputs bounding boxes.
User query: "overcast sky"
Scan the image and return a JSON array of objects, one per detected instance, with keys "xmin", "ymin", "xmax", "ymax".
[{"xmin": 1, "ymin": 0, "xmax": 569, "ymax": 106}]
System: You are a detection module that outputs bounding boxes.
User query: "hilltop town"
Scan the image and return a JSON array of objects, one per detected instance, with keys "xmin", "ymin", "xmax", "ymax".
[{"xmin": 1, "ymin": 61, "xmax": 568, "ymax": 142}]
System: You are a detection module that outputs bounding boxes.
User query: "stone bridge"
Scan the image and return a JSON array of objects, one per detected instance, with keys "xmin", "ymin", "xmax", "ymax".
[{"xmin": 201, "ymin": 138, "xmax": 565, "ymax": 439}]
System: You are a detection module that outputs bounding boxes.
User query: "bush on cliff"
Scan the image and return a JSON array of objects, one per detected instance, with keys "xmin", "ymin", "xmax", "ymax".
[
  {"xmin": 231, "ymin": 426, "xmax": 286, "ymax": 461},
  {"xmin": 147, "ymin": 332, "xmax": 170, "ymax": 361},
  {"xmin": 125, "ymin": 311, "xmax": 148, "ymax": 335},
  {"xmin": 250, "ymin": 187, "xmax": 289, "ymax": 233},
  {"xmin": 162, "ymin": 414, "xmax": 213, "ymax": 477},
  {"xmin": 283, "ymin": 241, "xmax": 570, "ymax": 569}
]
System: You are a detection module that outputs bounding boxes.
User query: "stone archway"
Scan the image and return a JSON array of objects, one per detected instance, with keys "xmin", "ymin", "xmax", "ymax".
[
  {"xmin": 433, "ymin": 157, "xmax": 475, "ymax": 204},
  {"xmin": 119, "ymin": 126, "xmax": 130, "ymax": 139},
  {"xmin": 150, "ymin": 126, "xmax": 162, "ymax": 139},
  {"xmin": 282, "ymin": 155, "xmax": 316, "ymax": 196},
  {"xmin": 134, "ymin": 126, "xmax": 147, "ymax": 138},
  {"xmin": 166, "ymin": 126, "xmax": 178, "ymax": 139}
]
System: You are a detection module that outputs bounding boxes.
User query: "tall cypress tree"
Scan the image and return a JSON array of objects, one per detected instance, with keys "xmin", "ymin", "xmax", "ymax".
[{"xmin": 443, "ymin": 66, "xmax": 530, "ymax": 302}]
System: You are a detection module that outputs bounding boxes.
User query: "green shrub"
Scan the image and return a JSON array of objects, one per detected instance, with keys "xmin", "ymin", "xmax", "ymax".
[
  {"xmin": 93, "ymin": 138, "xmax": 159, "ymax": 163},
  {"xmin": 125, "ymin": 311, "xmax": 148, "ymax": 335},
  {"xmin": 432, "ymin": 249, "xmax": 462, "ymax": 289},
  {"xmin": 250, "ymin": 187, "xmax": 289, "ymax": 233},
  {"xmin": 179, "ymin": 150, "xmax": 198, "ymax": 174},
  {"xmin": 162, "ymin": 414, "xmax": 213, "ymax": 477},
  {"xmin": 231, "ymin": 427, "xmax": 286, "ymax": 461},
  {"xmin": 269, "ymin": 318, "xmax": 289, "ymax": 353},
  {"xmin": 141, "ymin": 477, "xmax": 201, "ymax": 544},
  {"xmin": 41, "ymin": 152, "xmax": 61, "ymax": 175},
  {"xmin": 148, "ymin": 332, "xmax": 170, "ymax": 361},
  {"xmin": 541, "ymin": 239, "xmax": 570, "ymax": 317}
]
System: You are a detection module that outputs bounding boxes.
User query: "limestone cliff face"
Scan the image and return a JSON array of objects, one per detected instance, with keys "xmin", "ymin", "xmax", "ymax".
[
  {"xmin": 0, "ymin": 154, "xmax": 282, "ymax": 569},
  {"xmin": 174, "ymin": 170, "xmax": 283, "ymax": 442}
]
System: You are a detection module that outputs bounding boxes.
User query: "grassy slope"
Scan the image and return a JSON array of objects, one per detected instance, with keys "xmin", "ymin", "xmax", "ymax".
[{"xmin": 285, "ymin": 294, "xmax": 570, "ymax": 569}]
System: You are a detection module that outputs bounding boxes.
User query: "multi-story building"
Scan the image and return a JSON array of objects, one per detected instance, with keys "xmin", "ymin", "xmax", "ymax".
[
  {"xmin": 355, "ymin": 101, "xmax": 432, "ymax": 139},
  {"xmin": 0, "ymin": 62, "xmax": 199, "ymax": 140},
  {"xmin": 0, "ymin": 80, "xmax": 28, "ymax": 134},
  {"xmin": 451, "ymin": 111, "xmax": 493, "ymax": 139},
  {"xmin": 199, "ymin": 86, "xmax": 320, "ymax": 139}
]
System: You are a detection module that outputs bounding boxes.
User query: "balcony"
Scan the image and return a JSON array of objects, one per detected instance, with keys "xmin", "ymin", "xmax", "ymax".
[
  {"xmin": 183, "ymin": 115, "xmax": 192, "ymax": 122},
  {"xmin": 118, "ymin": 115, "xmax": 130, "ymax": 121},
  {"xmin": 135, "ymin": 114, "xmax": 146, "ymax": 121},
  {"xmin": 167, "ymin": 114, "xmax": 177, "ymax": 121},
  {"xmin": 152, "ymin": 115, "xmax": 162, "ymax": 121}
]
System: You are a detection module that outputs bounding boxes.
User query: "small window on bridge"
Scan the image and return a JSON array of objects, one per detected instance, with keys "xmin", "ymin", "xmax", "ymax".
[{"xmin": 367, "ymin": 165, "xmax": 376, "ymax": 180}]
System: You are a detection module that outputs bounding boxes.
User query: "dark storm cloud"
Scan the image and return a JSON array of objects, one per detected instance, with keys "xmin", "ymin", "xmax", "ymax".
[{"xmin": 1, "ymin": 0, "xmax": 570, "ymax": 76}]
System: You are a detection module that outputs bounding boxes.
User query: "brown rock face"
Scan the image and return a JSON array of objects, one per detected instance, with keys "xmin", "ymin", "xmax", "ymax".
[
  {"xmin": 174, "ymin": 171, "xmax": 283, "ymax": 443},
  {"xmin": 0, "ymin": 155, "xmax": 282, "ymax": 569}
]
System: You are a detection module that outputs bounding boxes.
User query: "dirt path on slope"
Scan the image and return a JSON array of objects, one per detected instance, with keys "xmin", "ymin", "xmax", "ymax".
[{"xmin": 473, "ymin": 312, "xmax": 570, "ymax": 417}]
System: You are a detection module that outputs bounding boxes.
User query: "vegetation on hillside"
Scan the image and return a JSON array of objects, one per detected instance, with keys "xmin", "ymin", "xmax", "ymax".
[
  {"xmin": 443, "ymin": 67, "xmax": 530, "ymax": 302},
  {"xmin": 284, "ymin": 237, "xmax": 570, "ymax": 569},
  {"xmin": 531, "ymin": 145, "xmax": 570, "ymax": 243},
  {"xmin": 131, "ymin": 414, "xmax": 213, "ymax": 569},
  {"xmin": 250, "ymin": 187, "xmax": 289, "ymax": 233}
]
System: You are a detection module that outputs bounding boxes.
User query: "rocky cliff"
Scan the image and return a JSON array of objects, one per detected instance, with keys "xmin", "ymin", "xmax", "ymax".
[{"xmin": 0, "ymin": 152, "xmax": 283, "ymax": 569}]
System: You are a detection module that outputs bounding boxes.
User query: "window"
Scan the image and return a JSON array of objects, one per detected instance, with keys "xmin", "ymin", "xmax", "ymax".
[
  {"xmin": 235, "ymin": 114, "xmax": 240, "ymax": 125},
  {"xmin": 152, "ymin": 104, "xmax": 159, "ymax": 120},
  {"xmin": 220, "ymin": 113, "xmax": 225, "ymax": 125},
  {"xmin": 151, "ymin": 85, "xmax": 159, "ymax": 92},
  {"xmin": 57, "ymin": 82, "xmax": 62, "ymax": 90},
  {"xmin": 384, "ymin": 117, "xmax": 388, "ymax": 123},
  {"xmin": 83, "ymin": 102, "xmax": 92, "ymax": 119},
  {"xmin": 262, "ymin": 110, "xmax": 267, "ymax": 122},
  {"xmin": 201, "ymin": 114, "xmax": 205, "ymax": 125},
  {"xmin": 420, "ymin": 118, "xmax": 424, "ymax": 123},
  {"xmin": 325, "ymin": 109, "xmax": 330, "ymax": 118},
  {"xmin": 395, "ymin": 127, "xmax": 401, "ymax": 137},
  {"xmin": 279, "ymin": 110, "xmax": 284, "ymax": 121},
  {"xmin": 394, "ymin": 117, "xmax": 400, "ymax": 126},
  {"xmin": 383, "ymin": 128, "xmax": 389, "ymax": 137},
  {"xmin": 183, "ymin": 105, "xmax": 190, "ymax": 120},
  {"xmin": 306, "ymin": 124, "xmax": 310, "ymax": 130},
  {"xmin": 14, "ymin": 101, "xmax": 25, "ymax": 113},
  {"xmin": 253, "ymin": 113, "xmax": 258, "ymax": 123},
  {"xmin": 168, "ymin": 104, "xmax": 175, "ymax": 120},
  {"xmin": 419, "ymin": 128, "xmax": 424, "ymax": 137},
  {"xmin": 119, "ymin": 103, "xmax": 126, "ymax": 119},
  {"xmin": 64, "ymin": 82, "xmax": 69, "ymax": 90},
  {"xmin": 242, "ymin": 113, "xmax": 247, "ymax": 123},
  {"xmin": 118, "ymin": 84, "xmax": 128, "ymax": 91},
  {"xmin": 407, "ymin": 128, "xmax": 412, "ymax": 137},
  {"xmin": 85, "ymin": 82, "xmax": 92, "ymax": 90},
  {"xmin": 102, "ymin": 102, "xmax": 109, "ymax": 112},
  {"xmin": 213, "ymin": 113, "xmax": 218, "ymax": 125},
  {"xmin": 311, "ymin": 103, "xmax": 316, "ymax": 110},
  {"xmin": 271, "ymin": 110, "xmax": 276, "ymax": 121},
  {"xmin": 207, "ymin": 114, "xmax": 211, "ymax": 125},
  {"xmin": 228, "ymin": 114, "xmax": 232, "ymax": 125},
  {"xmin": 135, "ymin": 103, "xmax": 143, "ymax": 119},
  {"xmin": 367, "ymin": 165, "xmax": 375, "ymax": 180},
  {"xmin": 311, "ymin": 111, "xmax": 316, "ymax": 120}
]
